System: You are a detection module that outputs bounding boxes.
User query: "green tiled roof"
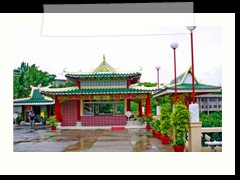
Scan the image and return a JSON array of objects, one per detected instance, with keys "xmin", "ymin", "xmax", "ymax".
[
  {"xmin": 14, "ymin": 90, "xmax": 54, "ymax": 104},
  {"xmin": 42, "ymin": 88, "xmax": 153, "ymax": 95},
  {"xmin": 169, "ymin": 72, "xmax": 185, "ymax": 85},
  {"xmin": 66, "ymin": 72, "xmax": 141, "ymax": 79},
  {"xmin": 169, "ymin": 84, "xmax": 219, "ymax": 89}
]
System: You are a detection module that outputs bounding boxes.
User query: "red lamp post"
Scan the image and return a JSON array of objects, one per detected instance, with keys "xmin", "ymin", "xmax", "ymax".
[
  {"xmin": 186, "ymin": 26, "xmax": 196, "ymax": 103},
  {"xmin": 170, "ymin": 42, "xmax": 179, "ymax": 103},
  {"xmin": 155, "ymin": 65, "xmax": 161, "ymax": 90}
]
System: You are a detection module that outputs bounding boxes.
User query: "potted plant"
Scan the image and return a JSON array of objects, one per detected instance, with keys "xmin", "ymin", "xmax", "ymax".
[
  {"xmin": 155, "ymin": 119, "xmax": 162, "ymax": 139},
  {"xmin": 48, "ymin": 116, "xmax": 57, "ymax": 130},
  {"xmin": 151, "ymin": 120, "xmax": 157, "ymax": 136},
  {"xmin": 159, "ymin": 103, "xmax": 172, "ymax": 144},
  {"xmin": 16, "ymin": 115, "xmax": 23, "ymax": 126},
  {"xmin": 142, "ymin": 116, "xmax": 152, "ymax": 130},
  {"xmin": 171, "ymin": 101, "xmax": 190, "ymax": 152}
]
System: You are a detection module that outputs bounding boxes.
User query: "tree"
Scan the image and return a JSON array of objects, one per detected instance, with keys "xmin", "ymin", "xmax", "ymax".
[{"xmin": 13, "ymin": 62, "xmax": 56, "ymax": 99}]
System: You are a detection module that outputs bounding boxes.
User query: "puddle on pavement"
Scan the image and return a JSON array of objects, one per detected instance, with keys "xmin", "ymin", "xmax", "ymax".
[
  {"xmin": 63, "ymin": 139, "xmax": 97, "ymax": 152},
  {"xmin": 133, "ymin": 137, "xmax": 152, "ymax": 152}
]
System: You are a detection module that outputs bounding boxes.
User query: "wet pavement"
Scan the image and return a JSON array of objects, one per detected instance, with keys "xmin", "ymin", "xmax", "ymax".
[{"xmin": 14, "ymin": 124, "xmax": 173, "ymax": 152}]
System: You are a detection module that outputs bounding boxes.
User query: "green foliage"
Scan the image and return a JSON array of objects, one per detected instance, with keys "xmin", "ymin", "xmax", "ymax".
[
  {"xmin": 142, "ymin": 116, "xmax": 153, "ymax": 125},
  {"xmin": 16, "ymin": 115, "xmax": 23, "ymax": 122},
  {"xmin": 172, "ymin": 101, "xmax": 190, "ymax": 145},
  {"xmin": 130, "ymin": 101, "xmax": 139, "ymax": 114},
  {"xmin": 137, "ymin": 82, "xmax": 157, "ymax": 87},
  {"xmin": 171, "ymin": 138, "xmax": 185, "ymax": 146},
  {"xmin": 160, "ymin": 95, "xmax": 172, "ymax": 105},
  {"xmin": 160, "ymin": 103, "xmax": 172, "ymax": 136},
  {"xmin": 199, "ymin": 112, "xmax": 222, "ymax": 127},
  {"xmin": 13, "ymin": 62, "xmax": 56, "ymax": 98},
  {"xmin": 50, "ymin": 80, "xmax": 76, "ymax": 88},
  {"xmin": 48, "ymin": 116, "xmax": 57, "ymax": 126}
]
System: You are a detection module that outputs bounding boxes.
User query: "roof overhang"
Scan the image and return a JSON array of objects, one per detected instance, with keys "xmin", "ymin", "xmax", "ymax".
[
  {"xmin": 13, "ymin": 100, "xmax": 55, "ymax": 106},
  {"xmin": 152, "ymin": 88, "xmax": 221, "ymax": 98}
]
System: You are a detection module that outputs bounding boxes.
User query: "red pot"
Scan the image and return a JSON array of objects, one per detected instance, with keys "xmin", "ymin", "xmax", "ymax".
[
  {"xmin": 161, "ymin": 136, "xmax": 170, "ymax": 144},
  {"xmin": 50, "ymin": 126, "xmax": 56, "ymax": 130},
  {"xmin": 159, "ymin": 132, "xmax": 163, "ymax": 139},
  {"xmin": 152, "ymin": 130, "xmax": 156, "ymax": 135},
  {"xmin": 173, "ymin": 145, "xmax": 185, "ymax": 152},
  {"xmin": 16, "ymin": 122, "xmax": 21, "ymax": 126},
  {"xmin": 146, "ymin": 125, "xmax": 151, "ymax": 130}
]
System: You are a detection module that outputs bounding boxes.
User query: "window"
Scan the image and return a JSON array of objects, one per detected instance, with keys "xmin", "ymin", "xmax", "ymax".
[
  {"xmin": 83, "ymin": 100, "xmax": 124, "ymax": 116},
  {"xmin": 83, "ymin": 104, "xmax": 94, "ymax": 116},
  {"xmin": 218, "ymin": 105, "xmax": 222, "ymax": 109},
  {"xmin": 114, "ymin": 103, "xmax": 124, "ymax": 115}
]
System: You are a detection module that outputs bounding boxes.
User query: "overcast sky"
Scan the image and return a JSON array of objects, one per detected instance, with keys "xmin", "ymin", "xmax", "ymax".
[{"xmin": 13, "ymin": 14, "xmax": 221, "ymax": 86}]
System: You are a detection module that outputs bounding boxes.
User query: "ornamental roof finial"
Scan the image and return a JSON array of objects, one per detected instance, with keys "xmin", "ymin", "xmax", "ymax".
[{"xmin": 103, "ymin": 54, "xmax": 106, "ymax": 61}]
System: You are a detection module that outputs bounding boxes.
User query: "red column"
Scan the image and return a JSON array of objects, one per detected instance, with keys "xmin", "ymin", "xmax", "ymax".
[
  {"xmin": 146, "ymin": 94, "xmax": 151, "ymax": 118},
  {"xmin": 127, "ymin": 79, "xmax": 130, "ymax": 88},
  {"xmin": 173, "ymin": 48, "xmax": 178, "ymax": 103},
  {"xmin": 190, "ymin": 31, "xmax": 196, "ymax": 103},
  {"xmin": 55, "ymin": 95, "xmax": 61, "ymax": 121},
  {"xmin": 127, "ymin": 99, "xmax": 131, "ymax": 111},
  {"xmin": 77, "ymin": 79, "xmax": 81, "ymax": 89},
  {"xmin": 139, "ymin": 101, "xmax": 143, "ymax": 117},
  {"xmin": 77, "ymin": 100, "xmax": 81, "ymax": 120}
]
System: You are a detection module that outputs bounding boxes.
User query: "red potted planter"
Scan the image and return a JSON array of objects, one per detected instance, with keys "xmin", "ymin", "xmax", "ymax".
[
  {"xmin": 152, "ymin": 129, "xmax": 156, "ymax": 135},
  {"xmin": 159, "ymin": 132, "xmax": 163, "ymax": 139},
  {"xmin": 173, "ymin": 145, "xmax": 185, "ymax": 152},
  {"xmin": 50, "ymin": 126, "xmax": 56, "ymax": 130},
  {"xmin": 146, "ymin": 125, "xmax": 151, "ymax": 130},
  {"xmin": 161, "ymin": 136, "xmax": 170, "ymax": 144}
]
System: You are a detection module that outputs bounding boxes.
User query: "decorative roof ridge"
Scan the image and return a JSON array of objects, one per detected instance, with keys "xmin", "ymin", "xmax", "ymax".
[
  {"xmin": 167, "ymin": 82, "xmax": 183, "ymax": 88},
  {"xmin": 187, "ymin": 66, "xmax": 202, "ymax": 84},
  {"xmin": 93, "ymin": 55, "xmax": 117, "ymax": 73},
  {"xmin": 170, "ymin": 66, "xmax": 202, "ymax": 85},
  {"xmin": 44, "ymin": 96, "xmax": 54, "ymax": 101},
  {"xmin": 64, "ymin": 71, "xmax": 93, "ymax": 75},
  {"xmin": 43, "ymin": 86, "xmax": 79, "ymax": 92},
  {"xmin": 14, "ymin": 97, "xmax": 31, "ymax": 102},
  {"xmin": 29, "ymin": 85, "xmax": 52, "ymax": 98},
  {"xmin": 196, "ymin": 82, "xmax": 221, "ymax": 88},
  {"xmin": 65, "ymin": 71, "xmax": 141, "ymax": 75},
  {"xmin": 179, "ymin": 66, "xmax": 191, "ymax": 84}
]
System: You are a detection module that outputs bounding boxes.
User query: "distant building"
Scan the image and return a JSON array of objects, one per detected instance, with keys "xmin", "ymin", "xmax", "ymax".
[
  {"xmin": 152, "ymin": 66, "xmax": 222, "ymax": 108},
  {"xmin": 52, "ymin": 79, "xmax": 67, "ymax": 86},
  {"xmin": 196, "ymin": 93, "xmax": 222, "ymax": 115},
  {"xmin": 13, "ymin": 85, "xmax": 55, "ymax": 121}
]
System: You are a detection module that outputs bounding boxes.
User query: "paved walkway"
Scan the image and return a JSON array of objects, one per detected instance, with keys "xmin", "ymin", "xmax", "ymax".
[{"xmin": 14, "ymin": 124, "xmax": 173, "ymax": 152}]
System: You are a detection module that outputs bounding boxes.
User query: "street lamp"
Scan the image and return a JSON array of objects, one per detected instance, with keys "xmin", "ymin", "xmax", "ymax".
[
  {"xmin": 186, "ymin": 26, "xmax": 196, "ymax": 103},
  {"xmin": 170, "ymin": 42, "xmax": 179, "ymax": 103},
  {"xmin": 155, "ymin": 65, "xmax": 161, "ymax": 90}
]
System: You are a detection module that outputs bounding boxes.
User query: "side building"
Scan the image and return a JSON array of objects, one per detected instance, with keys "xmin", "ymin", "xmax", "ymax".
[{"xmin": 196, "ymin": 93, "xmax": 222, "ymax": 115}]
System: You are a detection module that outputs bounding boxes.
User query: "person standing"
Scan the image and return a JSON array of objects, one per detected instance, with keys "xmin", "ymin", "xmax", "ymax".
[
  {"xmin": 28, "ymin": 110, "xmax": 36, "ymax": 129},
  {"xmin": 40, "ymin": 110, "xmax": 45, "ymax": 125}
]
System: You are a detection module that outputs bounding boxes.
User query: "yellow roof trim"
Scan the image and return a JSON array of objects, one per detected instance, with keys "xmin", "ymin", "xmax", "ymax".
[
  {"xmin": 93, "ymin": 56, "xmax": 117, "ymax": 73},
  {"xmin": 180, "ymin": 66, "xmax": 200, "ymax": 84}
]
